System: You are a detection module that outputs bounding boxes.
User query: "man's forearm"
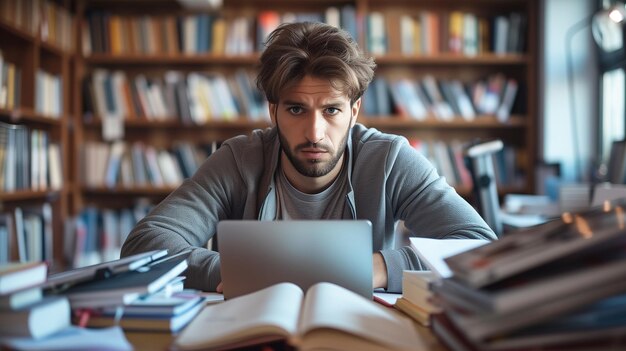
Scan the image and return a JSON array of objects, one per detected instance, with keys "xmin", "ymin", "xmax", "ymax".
[{"xmin": 373, "ymin": 252, "xmax": 388, "ymax": 289}]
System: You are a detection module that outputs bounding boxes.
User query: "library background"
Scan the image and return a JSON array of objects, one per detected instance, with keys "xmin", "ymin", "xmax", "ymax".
[
  {"xmin": 0, "ymin": 0, "xmax": 542, "ymax": 272},
  {"xmin": 3, "ymin": 0, "xmax": 626, "ymax": 349},
  {"xmin": 0, "ymin": 0, "xmax": 622, "ymax": 272}
]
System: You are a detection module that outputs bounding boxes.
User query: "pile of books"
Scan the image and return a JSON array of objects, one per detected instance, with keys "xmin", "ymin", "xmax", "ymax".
[
  {"xmin": 45, "ymin": 249, "xmax": 205, "ymax": 333},
  {"xmin": 430, "ymin": 202, "xmax": 626, "ymax": 350},
  {"xmin": 394, "ymin": 270, "xmax": 441, "ymax": 326},
  {"xmin": 0, "ymin": 262, "xmax": 71, "ymax": 339},
  {"xmin": 86, "ymin": 288, "xmax": 206, "ymax": 333}
]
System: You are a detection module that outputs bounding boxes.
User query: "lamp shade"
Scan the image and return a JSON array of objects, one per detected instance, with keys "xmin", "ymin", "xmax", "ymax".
[{"xmin": 591, "ymin": 3, "xmax": 626, "ymax": 71}]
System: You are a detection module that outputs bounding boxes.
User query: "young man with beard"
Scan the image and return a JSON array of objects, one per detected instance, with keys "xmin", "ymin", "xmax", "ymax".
[{"xmin": 121, "ymin": 22, "xmax": 496, "ymax": 293}]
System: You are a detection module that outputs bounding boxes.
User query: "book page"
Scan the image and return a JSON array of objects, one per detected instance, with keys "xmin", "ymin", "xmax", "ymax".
[
  {"xmin": 409, "ymin": 237, "xmax": 489, "ymax": 279},
  {"xmin": 298, "ymin": 282, "xmax": 426, "ymax": 351},
  {"xmin": 174, "ymin": 282, "xmax": 303, "ymax": 350}
]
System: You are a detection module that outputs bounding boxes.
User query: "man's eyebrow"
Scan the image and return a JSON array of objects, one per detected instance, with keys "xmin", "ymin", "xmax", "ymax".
[
  {"xmin": 281, "ymin": 100, "xmax": 345, "ymax": 107},
  {"xmin": 321, "ymin": 101, "xmax": 345, "ymax": 107},
  {"xmin": 283, "ymin": 100, "xmax": 305, "ymax": 106}
]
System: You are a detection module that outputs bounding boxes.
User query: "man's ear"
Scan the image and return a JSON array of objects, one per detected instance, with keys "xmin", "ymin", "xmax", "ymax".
[
  {"xmin": 269, "ymin": 103, "xmax": 277, "ymax": 125},
  {"xmin": 350, "ymin": 98, "xmax": 361, "ymax": 128}
]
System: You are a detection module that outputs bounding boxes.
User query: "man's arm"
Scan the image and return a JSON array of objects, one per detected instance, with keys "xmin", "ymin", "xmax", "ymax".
[
  {"xmin": 380, "ymin": 139, "xmax": 497, "ymax": 292},
  {"xmin": 373, "ymin": 252, "xmax": 388, "ymax": 289},
  {"xmin": 121, "ymin": 145, "xmax": 246, "ymax": 292}
]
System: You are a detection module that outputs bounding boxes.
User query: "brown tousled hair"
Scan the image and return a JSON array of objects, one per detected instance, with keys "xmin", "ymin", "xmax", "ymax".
[{"xmin": 256, "ymin": 22, "xmax": 376, "ymax": 105}]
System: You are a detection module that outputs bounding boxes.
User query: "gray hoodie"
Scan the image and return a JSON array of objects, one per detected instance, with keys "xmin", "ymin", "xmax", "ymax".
[{"xmin": 121, "ymin": 123, "xmax": 496, "ymax": 292}]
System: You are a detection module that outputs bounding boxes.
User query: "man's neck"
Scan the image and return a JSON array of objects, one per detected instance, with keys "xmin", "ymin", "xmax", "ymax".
[{"xmin": 280, "ymin": 153, "xmax": 345, "ymax": 194}]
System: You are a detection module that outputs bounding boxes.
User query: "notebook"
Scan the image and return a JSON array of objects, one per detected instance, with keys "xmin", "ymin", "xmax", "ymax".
[{"xmin": 217, "ymin": 220, "xmax": 373, "ymax": 300}]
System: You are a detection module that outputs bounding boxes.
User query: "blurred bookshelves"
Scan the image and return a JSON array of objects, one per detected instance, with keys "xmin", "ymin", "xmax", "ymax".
[
  {"xmin": 0, "ymin": 0, "xmax": 74, "ymax": 271},
  {"xmin": 60, "ymin": 0, "xmax": 540, "ymax": 268}
]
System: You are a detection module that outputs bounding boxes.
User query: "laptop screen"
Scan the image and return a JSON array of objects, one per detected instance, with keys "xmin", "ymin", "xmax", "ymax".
[{"xmin": 217, "ymin": 220, "xmax": 373, "ymax": 300}]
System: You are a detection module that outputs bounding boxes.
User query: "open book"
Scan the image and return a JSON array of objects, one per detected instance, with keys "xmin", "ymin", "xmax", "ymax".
[{"xmin": 174, "ymin": 282, "xmax": 427, "ymax": 351}]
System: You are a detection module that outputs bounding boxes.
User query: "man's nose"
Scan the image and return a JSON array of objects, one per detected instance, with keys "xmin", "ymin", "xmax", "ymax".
[{"xmin": 305, "ymin": 112, "xmax": 325, "ymax": 144}]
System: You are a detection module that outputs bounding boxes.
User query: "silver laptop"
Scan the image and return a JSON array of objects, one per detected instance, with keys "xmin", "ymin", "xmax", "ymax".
[{"xmin": 218, "ymin": 220, "xmax": 373, "ymax": 300}]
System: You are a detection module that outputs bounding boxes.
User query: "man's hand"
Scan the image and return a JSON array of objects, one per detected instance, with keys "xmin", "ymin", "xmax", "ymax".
[
  {"xmin": 216, "ymin": 282, "xmax": 223, "ymax": 293},
  {"xmin": 373, "ymin": 252, "xmax": 388, "ymax": 289}
]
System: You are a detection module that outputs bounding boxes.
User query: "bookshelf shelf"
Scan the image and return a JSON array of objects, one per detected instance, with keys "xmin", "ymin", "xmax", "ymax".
[
  {"xmin": 0, "ymin": 19, "xmax": 35, "ymax": 43},
  {"xmin": 360, "ymin": 116, "xmax": 527, "ymax": 129},
  {"xmin": 83, "ymin": 54, "xmax": 260, "ymax": 66},
  {"xmin": 0, "ymin": 108, "xmax": 64, "ymax": 126},
  {"xmin": 0, "ymin": 189, "xmax": 62, "ymax": 202},
  {"xmin": 374, "ymin": 54, "xmax": 530, "ymax": 66},
  {"xmin": 40, "ymin": 41, "xmax": 67, "ymax": 57},
  {"xmin": 82, "ymin": 119, "xmax": 271, "ymax": 130},
  {"xmin": 82, "ymin": 186, "xmax": 178, "ymax": 196}
]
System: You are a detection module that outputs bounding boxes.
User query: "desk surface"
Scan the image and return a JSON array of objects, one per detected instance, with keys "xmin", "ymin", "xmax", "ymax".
[{"xmin": 125, "ymin": 317, "xmax": 447, "ymax": 351}]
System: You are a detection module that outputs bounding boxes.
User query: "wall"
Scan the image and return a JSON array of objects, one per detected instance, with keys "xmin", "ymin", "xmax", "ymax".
[{"xmin": 541, "ymin": 0, "xmax": 599, "ymax": 183}]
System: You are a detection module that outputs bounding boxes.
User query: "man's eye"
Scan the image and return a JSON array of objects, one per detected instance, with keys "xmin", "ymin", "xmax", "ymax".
[
  {"xmin": 288, "ymin": 106, "xmax": 303, "ymax": 115},
  {"xmin": 326, "ymin": 107, "xmax": 340, "ymax": 115}
]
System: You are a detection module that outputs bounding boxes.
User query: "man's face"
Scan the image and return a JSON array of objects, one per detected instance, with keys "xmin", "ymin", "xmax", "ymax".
[{"xmin": 270, "ymin": 76, "xmax": 360, "ymax": 181}]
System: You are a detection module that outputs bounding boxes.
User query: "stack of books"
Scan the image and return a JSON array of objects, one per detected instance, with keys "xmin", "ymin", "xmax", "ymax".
[
  {"xmin": 39, "ymin": 250, "xmax": 198, "ymax": 337},
  {"xmin": 0, "ymin": 262, "xmax": 70, "ymax": 339},
  {"xmin": 86, "ymin": 289, "xmax": 206, "ymax": 333},
  {"xmin": 394, "ymin": 271, "xmax": 441, "ymax": 326},
  {"xmin": 430, "ymin": 203, "xmax": 626, "ymax": 350}
]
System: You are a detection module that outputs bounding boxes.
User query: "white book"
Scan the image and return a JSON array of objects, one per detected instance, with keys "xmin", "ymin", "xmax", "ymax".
[
  {"xmin": 399, "ymin": 15, "xmax": 415, "ymax": 55},
  {"xmin": 449, "ymin": 80, "xmax": 476, "ymax": 121},
  {"xmin": 91, "ymin": 69, "xmax": 109, "ymax": 118},
  {"xmin": 408, "ymin": 237, "xmax": 489, "ymax": 279},
  {"xmin": 105, "ymin": 141, "xmax": 125, "ymax": 188},
  {"xmin": 325, "ymin": 6, "xmax": 340, "ymax": 28},
  {"xmin": 157, "ymin": 150, "xmax": 181, "ymax": 187},
  {"xmin": 462, "ymin": 13, "xmax": 478, "ymax": 56},
  {"xmin": 496, "ymin": 78, "xmax": 518, "ymax": 122},
  {"xmin": 38, "ymin": 130, "xmax": 48, "ymax": 190},
  {"xmin": 0, "ymin": 262, "xmax": 47, "ymax": 295},
  {"xmin": 0, "ymin": 287, "xmax": 42, "ymax": 310},
  {"xmin": 494, "ymin": 15, "xmax": 510, "ymax": 55},
  {"xmin": 111, "ymin": 71, "xmax": 128, "ymax": 119},
  {"xmin": 184, "ymin": 15, "xmax": 196, "ymax": 54},
  {"xmin": 48, "ymin": 143, "xmax": 63, "ymax": 190},
  {"xmin": 186, "ymin": 73, "xmax": 208, "ymax": 124},
  {"xmin": 368, "ymin": 12, "xmax": 387, "ymax": 55},
  {"xmin": 30, "ymin": 130, "xmax": 40, "ymax": 190},
  {"xmin": 422, "ymin": 75, "xmax": 454, "ymax": 121},
  {"xmin": 144, "ymin": 146, "xmax": 164, "ymax": 187},
  {"xmin": 0, "ymin": 296, "xmax": 70, "ymax": 339}
]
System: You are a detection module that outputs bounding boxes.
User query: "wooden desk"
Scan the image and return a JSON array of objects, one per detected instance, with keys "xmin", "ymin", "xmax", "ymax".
[{"xmin": 125, "ymin": 318, "xmax": 447, "ymax": 351}]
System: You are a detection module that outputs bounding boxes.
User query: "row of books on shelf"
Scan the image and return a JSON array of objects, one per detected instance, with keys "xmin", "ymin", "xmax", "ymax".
[
  {"xmin": 0, "ymin": 203, "xmax": 53, "ymax": 265},
  {"xmin": 82, "ymin": 140, "xmax": 220, "ymax": 190},
  {"xmin": 403, "ymin": 202, "xmax": 626, "ymax": 350},
  {"xmin": 370, "ymin": 10, "xmax": 526, "ymax": 57},
  {"xmin": 410, "ymin": 138, "xmax": 524, "ymax": 189},
  {"xmin": 35, "ymin": 69, "xmax": 63, "ymax": 118},
  {"xmin": 82, "ymin": 5, "xmax": 358, "ymax": 56},
  {"xmin": 0, "ymin": 0, "xmax": 75, "ymax": 52},
  {"xmin": 64, "ymin": 201, "xmax": 155, "ymax": 269},
  {"xmin": 1, "ymin": 51, "xmax": 63, "ymax": 118},
  {"xmin": 83, "ymin": 6, "xmax": 525, "ymax": 58},
  {"xmin": 0, "ymin": 122, "xmax": 63, "ymax": 193},
  {"xmin": 363, "ymin": 74, "xmax": 520, "ymax": 122},
  {"xmin": 83, "ymin": 69, "xmax": 269, "ymax": 124},
  {"xmin": 0, "ymin": 52, "xmax": 22, "ymax": 111}
]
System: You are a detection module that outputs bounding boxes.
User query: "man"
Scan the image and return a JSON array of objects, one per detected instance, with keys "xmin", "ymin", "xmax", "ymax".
[{"xmin": 121, "ymin": 22, "xmax": 496, "ymax": 293}]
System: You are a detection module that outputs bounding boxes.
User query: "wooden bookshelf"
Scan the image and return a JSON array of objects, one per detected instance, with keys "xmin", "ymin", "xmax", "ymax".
[
  {"xmin": 0, "ymin": 0, "xmax": 75, "ymax": 269},
  {"xmin": 67, "ymin": 0, "xmax": 538, "ymax": 266}
]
